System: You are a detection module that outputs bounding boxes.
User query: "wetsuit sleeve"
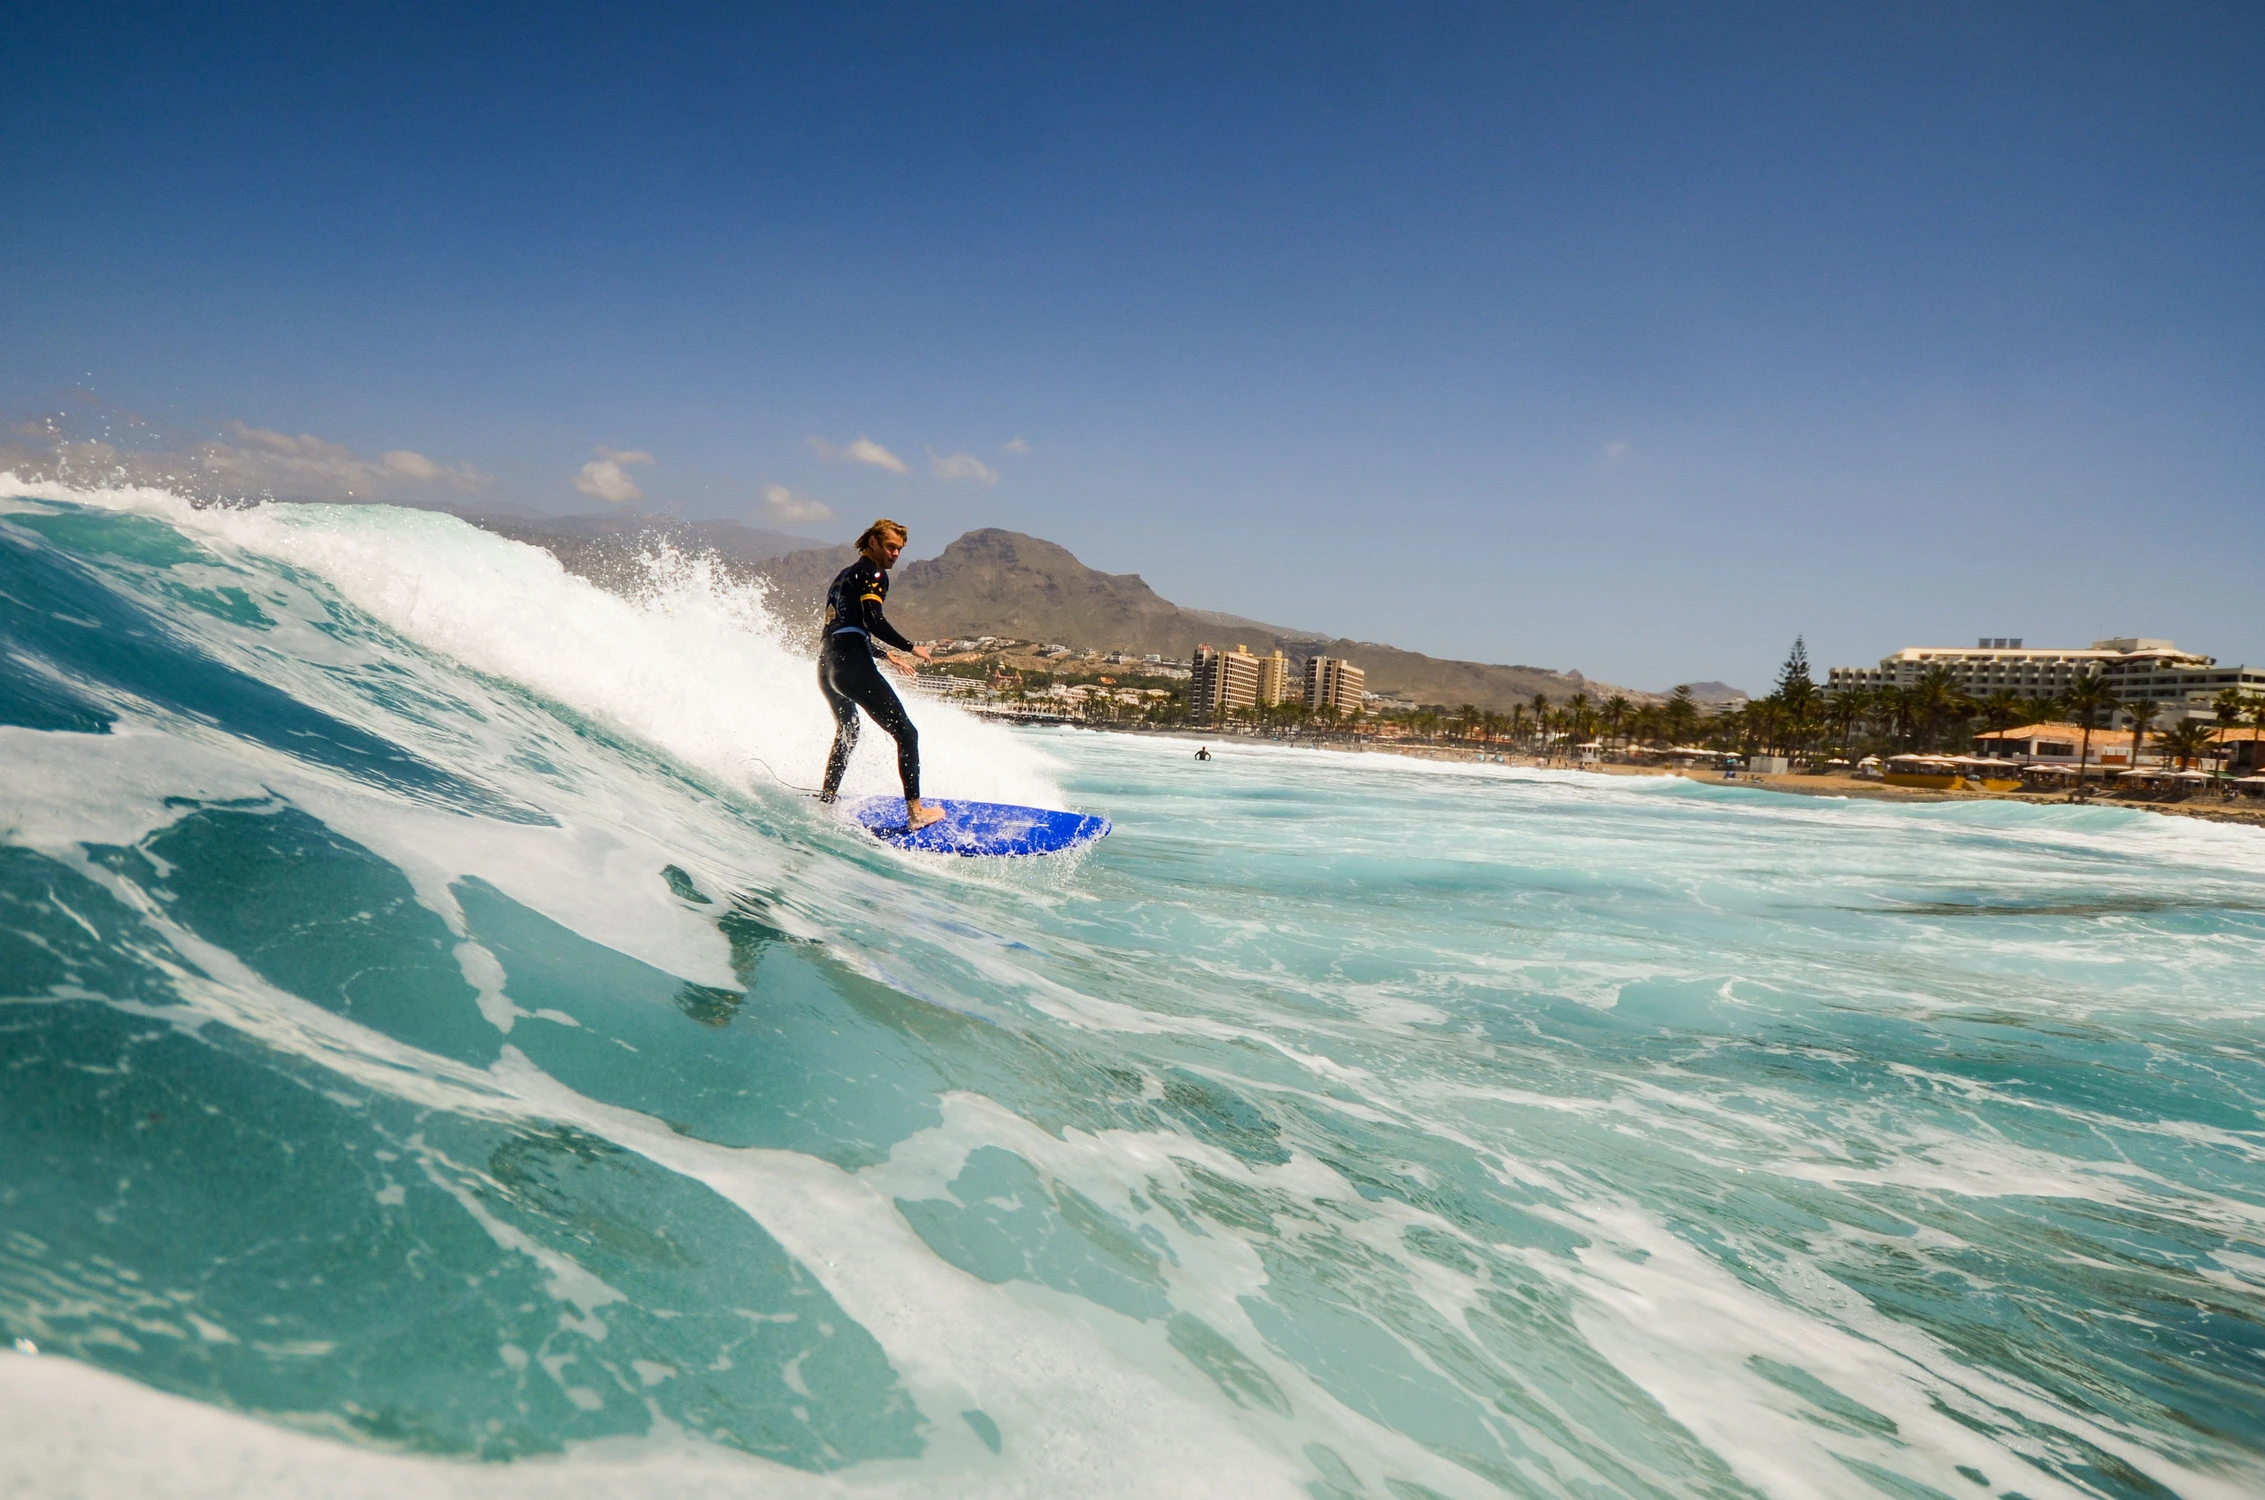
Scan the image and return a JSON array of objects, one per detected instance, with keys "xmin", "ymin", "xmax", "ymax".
[{"xmin": 858, "ymin": 571, "xmax": 917, "ymax": 653}]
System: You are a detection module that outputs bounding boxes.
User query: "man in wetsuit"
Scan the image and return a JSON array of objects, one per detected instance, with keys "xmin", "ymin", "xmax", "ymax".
[{"xmin": 818, "ymin": 519, "xmax": 943, "ymax": 827}]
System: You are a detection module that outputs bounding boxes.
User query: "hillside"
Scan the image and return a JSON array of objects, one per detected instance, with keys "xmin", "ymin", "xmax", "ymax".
[{"xmin": 479, "ymin": 517, "xmax": 1649, "ymax": 711}]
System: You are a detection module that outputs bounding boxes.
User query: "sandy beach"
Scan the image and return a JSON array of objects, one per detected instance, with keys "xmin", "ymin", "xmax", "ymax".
[{"xmin": 1591, "ymin": 759, "xmax": 2265, "ymax": 828}]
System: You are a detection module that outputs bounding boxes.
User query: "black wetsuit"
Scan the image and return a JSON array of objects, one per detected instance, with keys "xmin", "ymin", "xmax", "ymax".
[{"xmin": 817, "ymin": 557, "xmax": 921, "ymax": 803}]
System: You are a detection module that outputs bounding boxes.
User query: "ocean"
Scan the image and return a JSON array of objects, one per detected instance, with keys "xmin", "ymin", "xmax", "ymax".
[{"xmin": 2, "ymin": 486, "xmax": 2261, "ymax": 1500}]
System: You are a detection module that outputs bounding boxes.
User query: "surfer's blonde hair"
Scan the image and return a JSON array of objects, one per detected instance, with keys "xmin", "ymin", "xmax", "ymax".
[{"xmin": 856, "ymin": 518, "xmax": 907, "ymax": 557}]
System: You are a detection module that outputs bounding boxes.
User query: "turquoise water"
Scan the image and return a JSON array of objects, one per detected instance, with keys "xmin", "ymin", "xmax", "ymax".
[{"xmin": 3, "ymin": 488, "xmax": 2262, "ymax": 1499}]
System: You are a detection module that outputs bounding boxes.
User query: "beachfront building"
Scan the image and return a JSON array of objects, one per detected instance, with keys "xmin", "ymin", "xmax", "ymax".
[
  {"xmin": 1304, "ymin": 655, "xmax": 1367, "ymax": 718},
  {"xmin": 1256, "ymin": 649, "xmax": 1291, "ymax": 708},
  {"xmin": 1973, "ymin": 722, "xmax": 2130, "ymax": 767},
  {"xmin": 1191, "ymin": 644, "xmax": 1263, "ymax": 722},
  {"xmin": 2212, "ymin": 728, "xmax": 2264, "ymax": 775},
  {"xmin": 1828, "ymin": 638, "xmax": 2265, "ymax": 724}
]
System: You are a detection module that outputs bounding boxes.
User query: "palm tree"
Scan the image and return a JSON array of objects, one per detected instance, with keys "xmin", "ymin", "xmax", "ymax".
[
  {"xmin": 2160, "ymin": 719, "xmax": 2215, "ymax": 771},
  {"xmin": 1663, "ymin": 686, "xmax": 1700, "ymax": 746},
  {"xmin": 1603, "ymin": 695, "xmax": 1631, "ymax": 754},
  {"xmin": 1905, "ymin": 666, "xmax": 1967, "ymax": 752},
  {"xmin": 2123, "ymin": 698, "xmax": 2160, "ymax": 772},
  {"xmin": 2213, "ymin": 688, "xmax": 2251, "ymax": 775},
  {"xmin": 2063, "ymin": 671, "xmax": 2116, "ymax": 796},
  {"xmin": 1823, "ymin": 687, "xmax": 1863, "ymax": 763},
  {"xmin": 1979, "ymin": 690, "xmax": 2027, "ymax": 733}
]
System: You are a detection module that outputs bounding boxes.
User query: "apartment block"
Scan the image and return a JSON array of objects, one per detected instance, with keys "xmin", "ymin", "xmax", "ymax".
[
  {"xmin": 1304, "ymin": 655, "xmax": 1366, "ymax": 717},
  {"xmin": 1191, "ymin": 645, "xmax": 1262, "ymax": 721},
  {"xmin": 1256, "ymin": 649, "xmax": 1290, "ymax": 708}
]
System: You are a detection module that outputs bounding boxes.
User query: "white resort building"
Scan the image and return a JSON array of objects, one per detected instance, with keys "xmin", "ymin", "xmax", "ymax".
[{"xmin": 1827, "ymin": 638, "xmax": 2265, "ymax": 725}]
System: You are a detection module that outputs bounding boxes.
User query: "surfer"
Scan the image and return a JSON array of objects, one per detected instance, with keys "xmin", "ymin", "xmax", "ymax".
[
  {"xmin": 818, "ymin": 518, "xmax": 942, "ymax": 828},
  {"xmin": 1195, "ymin": 746, "xmax": 1211, "ymax": 761}
]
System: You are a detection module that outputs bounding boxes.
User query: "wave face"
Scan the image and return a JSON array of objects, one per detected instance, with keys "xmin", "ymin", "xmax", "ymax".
[{"xmin": 3, "ymin": 485, "xmax": 2263, "ymax": 1499}]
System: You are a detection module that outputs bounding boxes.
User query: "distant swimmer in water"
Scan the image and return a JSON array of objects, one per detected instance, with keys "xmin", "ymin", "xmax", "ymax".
[
  {"xmin": 818, "ymin": 518, "xmax": 941, "ymax": 828},
  {"xmin": 1195, "ymin": 746, "xmax": 1211, "ymax": 761}
]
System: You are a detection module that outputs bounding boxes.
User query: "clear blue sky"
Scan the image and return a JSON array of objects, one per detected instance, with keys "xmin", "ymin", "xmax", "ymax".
[{"xmin": 5, "ymin": 2, "xmax": 2260, "ymax": 692}]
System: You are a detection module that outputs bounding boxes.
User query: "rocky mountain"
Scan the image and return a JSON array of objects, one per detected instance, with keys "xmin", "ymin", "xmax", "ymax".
[{"xmin": 478, "ymin": 516, "xmax": 1650, "ymax": 711}]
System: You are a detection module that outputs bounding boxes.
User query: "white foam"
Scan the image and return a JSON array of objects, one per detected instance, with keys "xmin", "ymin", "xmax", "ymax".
[
  {"xmin": 0, "ymin": 1346, "xmax": 1295, "ymax": 1499},
  {"xmin": 0, "ymin": 477, "xmax": 1064, "ymax": 811},
  {"xmin": 10, "ymin": 475, "xmax": 2265, "ymax": 1499}
]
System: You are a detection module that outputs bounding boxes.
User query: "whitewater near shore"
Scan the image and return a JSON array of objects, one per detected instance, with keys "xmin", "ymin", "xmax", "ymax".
[{"xmin": 3, "ymin": 485, "xmax": 2262, "ymax": 1500}]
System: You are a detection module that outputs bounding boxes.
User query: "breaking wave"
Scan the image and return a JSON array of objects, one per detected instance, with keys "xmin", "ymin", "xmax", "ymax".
[{"xmin": 3, "ymin": 480, "xmax": 2262, "ymax": 1499}]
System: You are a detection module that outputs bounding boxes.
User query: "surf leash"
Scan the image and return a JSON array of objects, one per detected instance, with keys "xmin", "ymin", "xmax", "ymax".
[{"xmin": 742, "ymin": 755, "xmax": 827, "ymax": 797}]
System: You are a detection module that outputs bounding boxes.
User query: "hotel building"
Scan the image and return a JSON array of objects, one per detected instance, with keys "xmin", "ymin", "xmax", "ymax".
[
  {"xmin": 1304, "ymin": 655, "xmax": 1367, "ymax": 717},
  {"xmin": 1193, "ymin": 645, "xmax": 1365, "ymax": 722},
  {"xmin": 1827, "ymin": 638, "xmax": 2265, "ymax": 725},
  {"xmin": 1255, "ymin": 649, "xmax": 1290, "ymax": 708},
  {"xmin": 1191, "ymin": 645, "xmax": 1263, "ymax": 721}
]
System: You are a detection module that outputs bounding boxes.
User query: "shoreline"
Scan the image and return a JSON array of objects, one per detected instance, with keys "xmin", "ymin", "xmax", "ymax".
[
  {"xmin": 1685, "ymin": 768, "xmax": 2265, "ymax": 828},
  {"xmin": 1074, "ymin": 722, "xmax": 2265, "ymax": 830}
]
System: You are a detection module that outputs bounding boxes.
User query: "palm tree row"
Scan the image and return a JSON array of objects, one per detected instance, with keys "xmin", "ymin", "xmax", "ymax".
[
  {"xmin": 1672, "ymin": 643, "xmax": 2264, "ymax": 787},
  {"xmin": 1149, "ymin": 641, "xmax": 2265, "ymax": 778}
]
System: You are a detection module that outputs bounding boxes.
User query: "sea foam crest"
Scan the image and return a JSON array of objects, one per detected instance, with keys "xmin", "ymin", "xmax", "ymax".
[{"xmin": 0, "ymin": 473, "xmax": 1063, "ymax": 810}]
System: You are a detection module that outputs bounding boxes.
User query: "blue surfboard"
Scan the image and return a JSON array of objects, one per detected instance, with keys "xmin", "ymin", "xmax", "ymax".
[{"xmin": 847, "ymin": 797, "xmax": 1110, "ymax": 857}]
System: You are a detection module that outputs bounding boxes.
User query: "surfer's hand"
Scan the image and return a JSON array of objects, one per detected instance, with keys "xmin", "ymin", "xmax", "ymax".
[
  {"xmin": 888, "ymin": 651, "xmax": 919, "ymax": 678},
  {"xmin": 913, "ymin": 643, "xmax": 934, "ymax": 663}
]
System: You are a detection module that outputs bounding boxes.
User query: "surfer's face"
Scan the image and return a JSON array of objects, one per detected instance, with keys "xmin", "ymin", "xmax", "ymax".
[{"xmin": 867, "ymin": 534, "xmax": 905, "ymax": 568}]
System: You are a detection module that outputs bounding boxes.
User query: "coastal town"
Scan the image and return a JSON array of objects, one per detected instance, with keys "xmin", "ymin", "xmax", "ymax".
[{"xmin": 899, "ymin": 630, "xmax": 2265, "ymax": 821}]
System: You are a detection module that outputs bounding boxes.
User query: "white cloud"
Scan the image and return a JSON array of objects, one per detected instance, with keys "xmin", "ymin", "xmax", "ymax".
[
  {"xmin": 573, "ymin": 447, "xmax": 654, "ymax": 504},
  {"xmin": 1002, "ymin": 436, "xmax": 1032, "ymax": 454},
  {"xmin": 929, "ymin": 450, "xmax": 999, "ymax": 485},
  {"xmin": 187, "ymin": 421, "xmax": 484, "ymax": 496},
  {"xmin": 228, "ymin": 422, "xmax": 329, "ymax": 456},
  {"xmin": 759, "ymin": 483, "xmax": 834, "ymax": 524},
  {"xmin": 807, "ymin": 435, "xmax": 909, "ymax": 474},
  {"xmin": 1602, "ymin": 439, "xmax": 1630, "ymax": 467},
  {"xmin": 0, "ymin": 417, "xmax": 487, "ymax": 505}
]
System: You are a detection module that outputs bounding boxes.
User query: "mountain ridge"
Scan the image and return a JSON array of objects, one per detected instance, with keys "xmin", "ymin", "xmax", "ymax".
[{"xmin": 473, "ymin": 514, "xmax": 1656, "ymax": 711}]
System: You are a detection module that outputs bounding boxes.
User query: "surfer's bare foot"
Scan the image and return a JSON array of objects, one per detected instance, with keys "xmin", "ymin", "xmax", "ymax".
[{"xmin": 906, "ymin": 800, "xmax": 946, "ymax": 829}]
